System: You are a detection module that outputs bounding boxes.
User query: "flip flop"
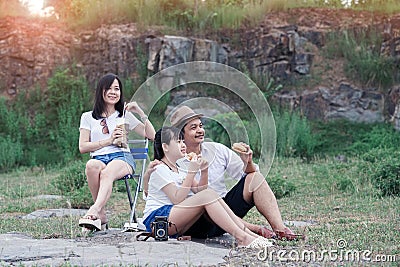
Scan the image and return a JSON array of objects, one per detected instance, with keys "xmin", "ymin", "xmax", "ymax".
[
  {"xmin": 257, "ymin": 226, "xmax": 277, "ymax": 239},
  {"xmin": 240, "ymin": 236, "xmax": 274, "ymax": 249},
  {"xmin": 79, "ymin": 215, "xmax": 101, "ymax": 231},
  {"xmin": 275, "ymin": 227, "xmax": 305, "ymax": 241}
]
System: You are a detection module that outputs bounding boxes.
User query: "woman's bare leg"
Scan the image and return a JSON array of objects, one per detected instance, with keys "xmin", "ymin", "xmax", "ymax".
[
  {"xmin": 85, "ymin": 159, "xmax": 106, "ymax": 222},
  {"xmin": 85, "ymin": 160, "xmax": 132, "ymax": 221},
  {"xmin": 85, "ymin": 159, "xmax": 105, "ymax": 202},
  {"xmin": 168, "ymin": 189, "xmax": 255, "ymax": 246},
  {"xmin": 218, "ymin": 198, "xmax": 259, "ymax": 238}
]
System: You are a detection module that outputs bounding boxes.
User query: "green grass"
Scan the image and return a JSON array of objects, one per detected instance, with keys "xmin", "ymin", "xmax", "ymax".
[
  {"xmin": 247, "ymin": 156, "xmax": 399, "ymax": 263},
  {"xmin": 0, "ymin": 166, "xmax": 133, "ymax": 239},
  {"xmin": 323, "ymin": 29, "xmax": 399, "ymax": 90},
  {"xmin": 4, "ymin": 0, "xmax": 400, "ymax": 32},
  {"xmin": 0, "ymin": 156, "xmax": 398, "ymax": 264}
]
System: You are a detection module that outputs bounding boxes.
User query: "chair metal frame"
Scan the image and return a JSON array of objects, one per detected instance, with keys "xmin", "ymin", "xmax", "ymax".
[{"xmin": 119, "ymin": 138, "xmax": 148, "ymax": 231}]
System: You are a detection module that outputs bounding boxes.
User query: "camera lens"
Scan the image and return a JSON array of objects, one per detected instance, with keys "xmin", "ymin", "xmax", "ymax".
[{"xmin": 156, "ymin": 228, "xmax": 165, "ymax": 237}]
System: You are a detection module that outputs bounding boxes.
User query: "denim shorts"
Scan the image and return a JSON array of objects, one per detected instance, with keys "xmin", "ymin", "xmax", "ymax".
[
  {"xmin": 143, "ymin": 205, "xmax": 173, "ymax": 233},
  {"xmin": 92, "ymin": 152, "xmax": 136, "ymax": 171}
]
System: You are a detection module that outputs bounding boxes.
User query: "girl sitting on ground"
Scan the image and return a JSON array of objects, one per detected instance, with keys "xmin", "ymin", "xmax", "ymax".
[{"xmin": 142, "ymin": 126, "xmax": 273, "ymax": 248}]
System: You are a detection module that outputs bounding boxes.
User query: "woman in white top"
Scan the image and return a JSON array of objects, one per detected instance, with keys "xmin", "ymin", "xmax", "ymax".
[
  {"xmin": 78, "ymin": 73, "xmax": 155, "ymax": 231},
  {"xmin": 143, "ymin": 127, "xmax": 273, "ymax": 248}
]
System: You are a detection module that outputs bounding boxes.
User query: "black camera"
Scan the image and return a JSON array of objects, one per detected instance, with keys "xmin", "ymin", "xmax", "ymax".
[{"xmin": 152, "ymin": 216, "xmax": 168, "ymax": 241}]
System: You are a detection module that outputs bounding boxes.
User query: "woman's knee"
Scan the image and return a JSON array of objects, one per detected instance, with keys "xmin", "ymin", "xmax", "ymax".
[
  {"xmin": 198, "ymin": 188, "xmax": 220, "ymax": 201},
  {"xmin": 86, "ymin": 159, "xmax": 103, "ymax": 174},
  {"xmin": 99, "ymin": 168, "xmax": 115, "ymax": 182}
]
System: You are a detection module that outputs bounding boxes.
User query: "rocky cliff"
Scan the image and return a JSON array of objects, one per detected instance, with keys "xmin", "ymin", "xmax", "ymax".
[{"xmin": 1, "ymin": 8, "xmax": 400, "ymax": 128}]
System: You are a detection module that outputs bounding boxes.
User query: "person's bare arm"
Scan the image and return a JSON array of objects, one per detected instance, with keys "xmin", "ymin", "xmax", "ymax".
[
  {"xmin": 78, "ymin": 128, "xmax": 118, "ymax": 154},
  {"xmin": 191, "ymin": 157, "xmax": 208, "ymax": 193},
  {"xmin": 126, "ymin": 101, "xmax": 156, "ymax": 140},
  {"xmin": 233, "ymin": 142, "xmax": 257, "ymax": 173},
  {"xmin": 162, "ymin": 161, "xmax": 200, "ymax": 204}
]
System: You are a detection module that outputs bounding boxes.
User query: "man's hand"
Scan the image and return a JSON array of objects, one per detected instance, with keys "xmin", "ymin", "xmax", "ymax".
[
  {"xmin": 233, "ymin": 142, "xmax": 253, "ymax": 163},
  {"xmin": 234, "ymin": 142, "xmax": 257, "ymax": 173}
]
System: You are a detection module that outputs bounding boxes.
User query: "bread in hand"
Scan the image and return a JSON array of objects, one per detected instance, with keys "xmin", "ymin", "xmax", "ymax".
[
  {"xmin": 232, "ymin": 143, "xmax": 248, "ymax": 153},
  {"xmin": 186, "ymin": 152, "xmax": 197, "ymax": 161}
]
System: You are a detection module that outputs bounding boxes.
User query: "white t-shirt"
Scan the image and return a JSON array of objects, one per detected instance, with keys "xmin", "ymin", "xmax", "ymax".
[
  {"xmin": 176, "ymin": 142, "xmax": 259, "ymax": 197},
  {"xmin": 142, "ymin": 165, "xmax": 186, "ymax": 221},
  {"xmin": 79, "ymin": 110, "xmax": 140, "ymax": 156}
]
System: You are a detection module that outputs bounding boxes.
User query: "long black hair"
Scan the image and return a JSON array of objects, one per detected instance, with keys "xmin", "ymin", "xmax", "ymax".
[
  {"xmin": 154, "ymin": 127, "xmax": 184, "ymax": 160},
  {"xmin": 92, "ymin": 73, "xmax": 125, "ymax": 120}
]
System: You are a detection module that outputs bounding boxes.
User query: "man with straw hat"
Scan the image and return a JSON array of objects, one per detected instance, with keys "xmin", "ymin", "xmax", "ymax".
[{"xmin": 169, "ymin": 105, "xmax": 304, "ymax": 241}]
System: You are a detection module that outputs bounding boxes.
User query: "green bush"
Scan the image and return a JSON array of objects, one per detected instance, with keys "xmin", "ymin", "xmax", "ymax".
[
  {"xmin": 205, "ymin": 112, "xmax": 261, "ymax": 157},
  {"xmin": 349, "ymin": 124, "xmax": 400, "ymax": 154},
  {"xmin": 360, "ymin": 148, "xmax": 400, "ymax": 197},
  {"xmin": 323, "ymin": 29, "xmax": 398, "ymax": 89},
  {"xmin": 312, "ymin": 121, "xmax": 400, "ymax": 156},
  {"xmin": 0, "ymin": 135, "xmax": 23, "ymax": 171},
  {"xmin": 274, "ymin": 109, "xmax": 316, "ymax": 159},
  {"xmin": 205, "ymin": 109, "xmax": 316, "ymax": 160},
  {"xmin": 267, "ymin": 176, "xmax": 296, "ymax": 199},
  {"xmin": 51, "ymin": 160, "xmax": 92, "ymax": 208},
  {"xmin": 361, "ymin": 147, "xmax": 400, "ymax": 164},
  {"xmin": 51, "ymin": 160, "xmax": 87, "ymax": 193},
  {"xmin": 372, "ymin": 161, "xmax": 400, "ymax": 197},
  {"xmin": 334, "ymin": 177, "xmax": 355, "ymax": 193},
  {"xmin": 0, "ymin": 67, "xmax": 92, "ymax": 171}
]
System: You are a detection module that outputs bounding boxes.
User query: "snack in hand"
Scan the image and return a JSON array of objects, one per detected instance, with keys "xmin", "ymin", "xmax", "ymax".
[
  {"xmin": 186, "ymin": 152, "xmax": 197, "ymax": 161},
  {"xmin": 232, "ymin": 143, "xmax": 248, "ymax": 153}
]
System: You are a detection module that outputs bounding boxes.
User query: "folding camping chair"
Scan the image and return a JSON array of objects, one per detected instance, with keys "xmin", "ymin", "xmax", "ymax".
[{"xmin": 119, "ymin": 138, "xmax": 149, "ymax": 231}]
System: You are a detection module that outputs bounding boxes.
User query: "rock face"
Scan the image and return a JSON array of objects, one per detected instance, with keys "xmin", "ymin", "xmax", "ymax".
[
  {"xmin": 1, "ymin": 10, "xmax": 400, "ymax": 126},
  {"xmin": 272, "ymin": 83, "xmax": 385, "ymax": 123},
  {"xmin": 0, "ymin": 17, "xmax": 74, "ymax": 96}
]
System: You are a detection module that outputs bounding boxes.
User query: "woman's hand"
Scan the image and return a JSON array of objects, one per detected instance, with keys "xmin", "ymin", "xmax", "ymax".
[
  {"xmin": 195, "ymin": 156, "xmax": 208, "ymax": 192},
  {"xmin": 197, "ymin": 156, "xmax": 209, "ymax": 172},
  {"xmin": 146, "ymin": 159, "xmax": 162, "ymax": 175},
  {"xmin": 111, "ymin": 126, "xmax": 124, "ymax": 145},
  {"xmin": 188, "ymin": 159, "xmax": 202, "ymax": 174},
  {"xmin": 143, "ymin": 159, "xmax": 162, "ymax": 197},
  {"xmin": 125, "ymin": 101, "xmax": 144, "ymax": 116},
  {"xmin": 187, "ymin": 156, "xmax": 208, "ymax": 176}
]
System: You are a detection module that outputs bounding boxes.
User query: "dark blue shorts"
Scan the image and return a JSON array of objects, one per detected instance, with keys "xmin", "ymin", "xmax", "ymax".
[
  {"xmin": 184, "ymin": 174, "xmax": 254, "ymax": 238},
  {"xmin": 93, "ymin": 152, "xmax": 136, "ymax": 171},
  {"xmin": 143, "ymin": 205, "xmax": 173, "ymax": 233}
]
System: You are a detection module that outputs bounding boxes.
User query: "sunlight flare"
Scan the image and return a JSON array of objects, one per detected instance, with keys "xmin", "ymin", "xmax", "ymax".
[{"xmin": 20, "ymin": 0, "xmax": 44, "ymax": 15}]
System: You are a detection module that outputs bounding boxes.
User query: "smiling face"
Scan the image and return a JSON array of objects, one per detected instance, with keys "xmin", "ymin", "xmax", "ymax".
[
  {"xmin": 182, "ymin": 118, "xmax": 205, "ymax": 148},
  {"xmin": 163, "ymin": 138, "xmax": 187, "ymax": 163},
  {"xmin": 103, "ymin": 79, "xmax": 121, "ymax": 106}
]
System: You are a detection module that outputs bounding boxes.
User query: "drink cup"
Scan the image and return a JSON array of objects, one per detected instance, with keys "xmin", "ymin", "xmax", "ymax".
[{"xmin": 114, "ymin": 117, "xmax": 129, "ymax": 148}]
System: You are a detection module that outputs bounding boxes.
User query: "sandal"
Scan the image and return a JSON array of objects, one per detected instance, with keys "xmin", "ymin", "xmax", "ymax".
[
  {"xmin": 81, "ymin": 222, "xmax": 108, "ymax": 236},
  {"xmin": 275, "ymin": 227, "xmax": 305, "ymax": 241},
  {"xmin": 257, "ymin": 226, "xmax": 277, "ymax": 239},
  {"xmin": 79, "ymin": 214, "xmax": 101, "ymax": 231}
]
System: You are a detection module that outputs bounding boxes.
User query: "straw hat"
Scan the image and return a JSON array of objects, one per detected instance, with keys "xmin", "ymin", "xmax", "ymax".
[{"xmin": 170, "ymin": 106, "xmax": 203, "ymax": 128}]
